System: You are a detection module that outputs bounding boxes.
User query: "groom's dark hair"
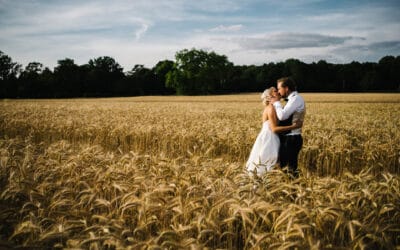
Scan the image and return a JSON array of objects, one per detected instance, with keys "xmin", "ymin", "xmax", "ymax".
[{"xmin": 277, "ymin": 77, "xmax": 297, "ymax": 91}]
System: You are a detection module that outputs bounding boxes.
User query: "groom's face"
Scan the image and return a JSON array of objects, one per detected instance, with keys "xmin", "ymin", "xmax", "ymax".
[{"xmin": 277, "ymin": 81, "xmax": 288, "ymax": 98}]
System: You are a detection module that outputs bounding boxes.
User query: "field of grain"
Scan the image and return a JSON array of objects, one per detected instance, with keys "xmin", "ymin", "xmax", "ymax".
[{"xmin": 0, "ymin": 93, "xmax": 399, "ymax": 249}]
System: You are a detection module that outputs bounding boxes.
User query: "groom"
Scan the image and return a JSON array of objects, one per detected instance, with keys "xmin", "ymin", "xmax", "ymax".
[{"xmin": 271, "ymin": 77, "xmax": 306, "ymax": 178}]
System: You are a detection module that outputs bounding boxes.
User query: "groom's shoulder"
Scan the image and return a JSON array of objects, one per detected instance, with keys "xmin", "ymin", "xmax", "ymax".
[
  {"xmin": 294, "ymin": 92, "xmax": 305, "ymax": 100},
  {"xmin": 294, "ymin": 92, "xmax": 306, "ymax": 106}
]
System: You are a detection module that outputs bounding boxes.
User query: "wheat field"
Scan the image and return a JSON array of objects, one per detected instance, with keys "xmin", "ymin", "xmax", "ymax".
[{"xmin": 0, "ymin": 93, "xmax": 399, "ymax": 249}]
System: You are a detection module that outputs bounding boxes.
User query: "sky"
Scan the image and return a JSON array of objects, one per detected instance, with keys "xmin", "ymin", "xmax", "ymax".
[{"xmin": 1, "ymin": 0, "xmax": 400, "ymax": 71}]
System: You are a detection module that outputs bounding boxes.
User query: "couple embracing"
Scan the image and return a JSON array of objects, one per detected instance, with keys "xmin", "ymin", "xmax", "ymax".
[{"xmin": 246, "ymin": 77, "xmax": 306, "ymax": 178}]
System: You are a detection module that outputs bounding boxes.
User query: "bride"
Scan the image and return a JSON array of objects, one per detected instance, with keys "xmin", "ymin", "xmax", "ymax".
[{"xmin": 246, "ymin": 87, "xmax": 302, "ymax": 177}]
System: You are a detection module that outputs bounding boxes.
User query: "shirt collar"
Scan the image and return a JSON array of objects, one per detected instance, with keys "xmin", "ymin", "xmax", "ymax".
[{"xmin": 288, "ymin": 91, "xmax": 298, "ymax": 99}]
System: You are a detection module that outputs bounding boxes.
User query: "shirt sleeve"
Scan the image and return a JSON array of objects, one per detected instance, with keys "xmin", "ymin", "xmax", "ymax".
[{"xmin": 273, "ymin": 97, "xmax": 298, "ymax": 121}]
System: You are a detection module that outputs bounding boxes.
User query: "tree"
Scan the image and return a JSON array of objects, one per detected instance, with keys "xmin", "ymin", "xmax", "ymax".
[
  {"xmin": 378, "ymin": 55, "xmax": 398, "ymax": 90},
  {"xmin": 223, "ymin": 65, "xmax": 245, "ymax": 92},
  {"xmin": 125, "ymin": 64, "xmax": 154, "ymax": 95},
  {"xmin": 240, "ymin": 65, "xmax": 260, "ymax": 92},
  {"xmin": 395, "ymin": 56, "xmax": 400, "ymax": 90},
  {"xmin": 37, "ymin": 67, "xmax": 55, "ymax": 97},
  {"xmin": 360, "ymin": 62, "xmax": 378, "ymax": 91},
  {"xmin": 337, "ymin": 61, "xmax": 362, "ymax": 91},
  {"xmin": 53, "ymin": 58, "xmax": 81, "ymax": 97},
  {"xmin": 153, "ymin": 60, "xmax": 175, "ymax": 94},
  {"xmin": 0, "ymin": 51, "xmax": 21, "ymax": 81},
  {"xmin": 309, "ymin": 60, "xmax": 337, "ymax": 91},
  {"xmin": 2, "ymin": 50, "xmax": 400, "ymax": 98},
  {"xmin": 284, "ymin": 59, "xmax": 306, "ymax": 82},
  {"xmin": 166, "ymin": 48, "xmax": 232, "ymax": 95},
  {"xmin": 86, "ymin": 56, "xmax": 124, "ymax": 96},
  {"xmin": 18, "ymin": 62, "xmax": 44, "ymax": 97},
  {"xmin": 262, "ymin": 62, "xmax": 284, "ymax": 89},
  {"xmin": 0, "ymin": 50, "xmax": 21, "ymax": 97}
]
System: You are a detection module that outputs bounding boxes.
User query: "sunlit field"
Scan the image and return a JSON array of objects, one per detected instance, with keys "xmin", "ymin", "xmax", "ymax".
[{"xmin": 1, "ymin": 93, "xmax": 399, "ymax": 249}]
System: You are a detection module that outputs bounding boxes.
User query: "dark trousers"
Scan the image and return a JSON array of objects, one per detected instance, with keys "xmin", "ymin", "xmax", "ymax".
[{"xmin": 279, "ymin": 134, "xmax": 303, "ymax": 177}]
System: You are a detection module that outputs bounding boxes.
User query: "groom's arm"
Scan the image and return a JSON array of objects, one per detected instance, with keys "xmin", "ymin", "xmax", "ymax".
[{"xmin": 273, "ymin": 98, "xmax": 298, "ymax": 121}]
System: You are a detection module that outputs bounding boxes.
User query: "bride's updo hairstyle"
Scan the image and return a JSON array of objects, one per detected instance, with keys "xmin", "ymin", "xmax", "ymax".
[{"xmin": 261, "ymin": 87, "xmax": 275, "ymax": 106}]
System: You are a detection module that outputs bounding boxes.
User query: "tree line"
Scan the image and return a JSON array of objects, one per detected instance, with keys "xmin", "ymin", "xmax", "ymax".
[{"xmin": 1, "ymin": 49, "xmax": 399, "ymax": 98}]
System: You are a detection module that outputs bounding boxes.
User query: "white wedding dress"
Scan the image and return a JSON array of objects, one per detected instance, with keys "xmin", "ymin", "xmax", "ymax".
[{"xmin": 246, "ymin": 120, "xmax": 280, "ymax": 176}]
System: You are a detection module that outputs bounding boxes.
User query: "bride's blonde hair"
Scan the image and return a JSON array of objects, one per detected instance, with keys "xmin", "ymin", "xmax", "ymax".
[{"xmin": 261, "ymin": 87, "xmax": 275, "ymax": 106}]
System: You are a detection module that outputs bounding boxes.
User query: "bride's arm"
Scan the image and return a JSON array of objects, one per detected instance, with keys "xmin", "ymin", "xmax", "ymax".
[{"xmin": 267, "ymin": 105, "xmax": 302, "ymax": 133}]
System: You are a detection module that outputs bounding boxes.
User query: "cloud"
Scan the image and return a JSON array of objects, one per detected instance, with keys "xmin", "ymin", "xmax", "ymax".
[
  {"xmin": 368, "ymin": 41, "xmax": 400, "ymax": 51},
  {"xmin": 182, "ymin": 0, "xmax": 243, "ymax": 13},
  {"xmin": 328, "ymin": 40, "xmax": 400, "ymax": 62},
  {"xmin": 1, "ymin": 0, "xmax": 399, "ymax": 69},
  {"xmin": 183, "ymin": 32, "xmax": 399, "ymax": 65},
  {"xmin": 0, "ymin": 2, "xmax": 152, "ymax": 41},
  {"xmin": 236, "ymin": 33, "xmax": 357, "ymax": 50},
  {"xmin": 133, "ymin": 20, "xmax": 150, "ymax": 41},
  {"xmin": 209, "ymin": 24, "xmax": 243, "ymax": 32}
]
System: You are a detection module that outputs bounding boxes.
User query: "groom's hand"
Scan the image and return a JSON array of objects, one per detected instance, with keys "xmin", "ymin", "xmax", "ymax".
[{"xmin": 293, "ymin": 120, "xmax": 303, "ymax": 128}]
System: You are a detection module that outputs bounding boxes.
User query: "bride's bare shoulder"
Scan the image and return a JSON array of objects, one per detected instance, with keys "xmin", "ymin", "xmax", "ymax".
[
  {"xmin": 263, "ymin": 106, "xmax": 271, "ymax": 114},
  {"xmin": 265, "ymin": 104, "xmax": 274, "ymax": 112},
  {"xmin": 266, "ymin": 104, "xmax": 277, "ymax": 119}
]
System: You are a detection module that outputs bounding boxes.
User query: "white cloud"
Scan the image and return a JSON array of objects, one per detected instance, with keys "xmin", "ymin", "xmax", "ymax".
[
  {"xmin": 235, "ymin": 33, "xmax": 357, "ymax": 50},
  {"xmin": 209, "ymin": 24, "xmax": 243, "ymax": 32},
  {"xmin": 1, "ymin": 0, "xmax": 399, "ymax": 69},
  {"xmin": 135, "ymin": 24, "xmax": 149, "ymax": 41}
]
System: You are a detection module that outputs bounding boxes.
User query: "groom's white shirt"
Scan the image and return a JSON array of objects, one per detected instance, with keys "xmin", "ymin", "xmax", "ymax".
[{"xmin": 273, "ymin": 91, "xmax": 305, "ymax": 135}]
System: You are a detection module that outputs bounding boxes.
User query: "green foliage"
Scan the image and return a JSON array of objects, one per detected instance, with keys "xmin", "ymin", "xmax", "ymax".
[
  {"xmin": 0, "ymin": 50, "xmax": 21, "ymax": 81},
  {"xmin": 166, "ymin": 48, "xmax": 233, "ymax": 95},
  {"xmin": 85, "ymin": 56, "xmax": 124, "ymax": 96},
  {"xmin": 88, "ymin": 56, "xmax": 123, "ymax": 73},
  {"xmin": 53, "ymin": 58, "xmax": 83, "ymax": 97},
  {"xmin": 0, "ymin": 49, "xmax": 399, "ymax": 98},
  {"xmin": 0, "ymin": 50, "xmax": 21, "ymax": 97}
]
